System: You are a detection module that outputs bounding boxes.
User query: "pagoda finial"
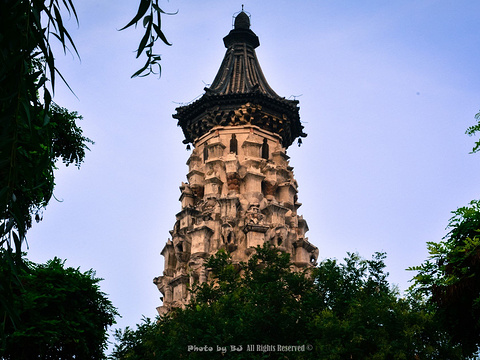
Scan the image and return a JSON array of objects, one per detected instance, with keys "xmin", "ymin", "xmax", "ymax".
[{"xmin": 234, "ymin": 9, "xmax": 250, "ymax": 30}]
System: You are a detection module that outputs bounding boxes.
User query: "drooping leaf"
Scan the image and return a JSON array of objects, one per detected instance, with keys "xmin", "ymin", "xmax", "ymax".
[
  {"xmin": 136, "ymin": 24, "xmax": 152, "ymax": 58},
  {"xmin": 153, "ymin": 23, "xmax": 171, "ymax": 46},
  {"xmin": 121, "ymin": 0, "xmax": 176, "ymax": 78},
  {"xmin": 120, "ymin": 0, "xmax": 151, "ymax": 30}
]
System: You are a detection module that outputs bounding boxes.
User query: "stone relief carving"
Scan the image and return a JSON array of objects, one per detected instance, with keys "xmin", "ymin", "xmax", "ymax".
[
  {"xmin": 226, "ymin": 173, "xmax": 240, "ymax": 193},
  {"xmin": 221, "ymin": 222, "xmax": 237, "ymax": 252},
  {"xmin": 266, "ymin": 225, "xmax": 288, "ymax": 248},
  {"xmin": 156, "ymin": 127, "xmax": 317, "ymax": 315},
  {"xmin": 245, "ymin": 203, "xmax": 264, "ymax": 225}
]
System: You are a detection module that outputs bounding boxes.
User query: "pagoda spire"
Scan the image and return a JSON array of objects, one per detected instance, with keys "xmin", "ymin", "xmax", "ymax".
[
  {"xmin": 174, "ymin": 12, "xmax": 306, "ymax": 149},
  {"xmin": 206, "ymin": 11, "xmax": 278, "ymax": 97}
]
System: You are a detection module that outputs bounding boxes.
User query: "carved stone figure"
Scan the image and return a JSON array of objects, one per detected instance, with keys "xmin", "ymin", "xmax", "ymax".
[
  {"xmin": 230, "ymin": 134, "xmax": 238, "ymax": 154},
  {"xmin": 221, "ymin": 223, "xmax": 235, "ymax": 245},
  {"xmin": 245, "ymin": 203, "xmax": 264, "ymax": 225}
]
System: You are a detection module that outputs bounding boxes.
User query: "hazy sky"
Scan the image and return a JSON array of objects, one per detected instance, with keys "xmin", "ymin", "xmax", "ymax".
[{"xmin": 26, "ymin": 0, "xmax": 480, "ymax": 347}]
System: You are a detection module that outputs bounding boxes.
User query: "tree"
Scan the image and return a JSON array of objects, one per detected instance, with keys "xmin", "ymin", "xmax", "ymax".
[
  {"xmin": 0, "ymin": 0, "xmax": 93, "ymax": 250},
  {"xmin": 0, "ymin": 0, "xmax": 171, "ymax": 338},
  {"xmin": 410, "ymin": 200, "xmax": 480, "ymax": 358},
  {"xmin": 112, "ymin": 245, "xmax": 459, "ymax": 360},
  {"xmin": 0, "ymin": 0, "xmax": 172, "ymax": 251},
  {"xmin": 466, "ymin": 111, "xmax": 480, "ymax": 153},
  {"xmin": 0, "ymin": 249, "xmax": 118, "ymax": 359},
  {"xmin": 0, "ymin": 0, "xmax": 94, "ymax": 332}
]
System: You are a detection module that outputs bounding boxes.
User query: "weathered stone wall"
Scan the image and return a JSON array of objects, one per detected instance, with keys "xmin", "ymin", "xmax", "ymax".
[{"xmin": 154, "ymin": 124, "xmax": 318, "ymax": 315}]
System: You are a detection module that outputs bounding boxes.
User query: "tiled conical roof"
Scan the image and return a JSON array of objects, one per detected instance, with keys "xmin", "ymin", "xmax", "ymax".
[
  {"xmin": 206, "ymin": 12, "xmax": 279, "ymax": 98},
  {"xmin": 174, "ymin": 12, "xmax": 306, "ymax": 148}
]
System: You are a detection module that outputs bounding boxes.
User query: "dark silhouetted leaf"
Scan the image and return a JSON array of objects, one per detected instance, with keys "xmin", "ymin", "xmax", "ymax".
[
  {"xmin": 152, "ymin": 24, "xmax": 171, "ymax": 45},
  {"xmin": 120, "ymin": 0, "xmax": 151, "ymax": 30}
]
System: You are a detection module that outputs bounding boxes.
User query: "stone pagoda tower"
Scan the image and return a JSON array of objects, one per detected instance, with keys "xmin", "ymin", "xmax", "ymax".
[{"xmin": 154, "ymin": 11, "xmax": 318, "ymax": 315}]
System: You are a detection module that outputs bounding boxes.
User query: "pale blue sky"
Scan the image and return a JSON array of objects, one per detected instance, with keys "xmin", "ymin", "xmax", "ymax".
[{"xmin": 27, "ymin": 0, "xmax": 480, "ymax": 347}]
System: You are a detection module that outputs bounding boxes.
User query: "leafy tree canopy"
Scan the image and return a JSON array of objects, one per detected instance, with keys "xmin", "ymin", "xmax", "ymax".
[
  {"xmin": 0, "ymin": 0, "xmax": 171, "ymax": 254},
  {"xmin": 410, "ymin": 200, "xmax": 480, "ymax": 358},
  {"xmin": 112, "ymin": 245, "xmax": 462, "ymax": 360},
  {"xmin": 0, "ymin": 0, "xmax": 170, "ymax": 343},
  {"xmin": 0, "ymin": 0, "xmax": 92, "ymax": 252},
  {"xmin": 0, "ymin": 249, "xmax": 118, "ymax": 359},
  {"xmin": 0, "ymin": 0, "xmax": 94, "ymax": 328}
]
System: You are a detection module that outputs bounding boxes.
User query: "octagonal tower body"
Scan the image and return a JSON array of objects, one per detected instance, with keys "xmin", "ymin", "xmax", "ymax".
[{"xmin": 154, "ymin": 12, "xmax": 318, "ymax": 315}]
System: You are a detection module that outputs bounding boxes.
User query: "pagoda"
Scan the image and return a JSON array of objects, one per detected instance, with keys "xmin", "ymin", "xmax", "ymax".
[{"xmin": 154, "ymin": 11, "xmax": 318, "ymax": 314}]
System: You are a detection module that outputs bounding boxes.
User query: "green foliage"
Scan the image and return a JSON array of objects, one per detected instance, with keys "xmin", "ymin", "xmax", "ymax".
[
  {"xmin": 0, "ymin": 102, "xmax": 92, "ymax": 241},
  {"xmin": 466, "ymin": 110, "xmax": 480, "ymax": 153},
  {"xmin": 112, "ymin": 245, "xmax": 459, "ymax": 360},
  {"xmin": 0, "ymin": 98, "xmax": 92, "ymax": 331},
  {"xmin": 0, "ymin": 0, "xmax": 89, "ymax": 251},
  {"xmin": 120, "ymin": 0, "xmax": 176, "ymax": 78},
  {"xmin": 0, "ymin": 249, "xmax": 118, "ymax": 359},
  {"xmin": 49, "ymin": 103, "xmax": 94, "ymax": 168},
  {"xmin": 409, "ymin": 200, "xmax": 480, "ymax": 358},
  {"xmin": 0, "ymin": 0, "xmax": 93, "ymax": 330}
]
